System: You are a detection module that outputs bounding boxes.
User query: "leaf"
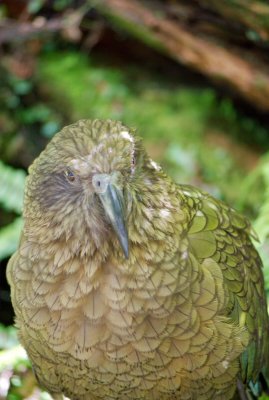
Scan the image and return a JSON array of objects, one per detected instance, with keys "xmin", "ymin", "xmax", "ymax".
[
  {"xmin": 254, "ymin": 161, "xmax": 269, "ymax": 243},
  {"xmin": 0, "ymin": 161, "xmax": 26, "ymax": 214},
  {"xmin": 0, "ymin": 217, "xmax": 23, "ymax": 260}
]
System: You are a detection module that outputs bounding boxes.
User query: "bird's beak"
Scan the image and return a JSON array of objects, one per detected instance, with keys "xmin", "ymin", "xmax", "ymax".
[{"xmin": 93, "ymin": 174, "xmax": 129, "ymax": 259}]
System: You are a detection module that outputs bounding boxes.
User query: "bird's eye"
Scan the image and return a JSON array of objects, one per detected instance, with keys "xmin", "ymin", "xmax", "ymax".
[{"xmin": 64, "ymin": 168, "xmax": 76, "ymax": 182}]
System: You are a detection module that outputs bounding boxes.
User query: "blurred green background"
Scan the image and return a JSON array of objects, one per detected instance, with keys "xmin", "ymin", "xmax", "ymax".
[{"xmin": 1, "ymin": 0, "xmax": 269, "ymax": 398}]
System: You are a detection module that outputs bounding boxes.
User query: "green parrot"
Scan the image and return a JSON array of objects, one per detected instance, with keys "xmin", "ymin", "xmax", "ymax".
[{"xmin": 7, "ymin": 119, "xmax": 269, "ymax": 399}]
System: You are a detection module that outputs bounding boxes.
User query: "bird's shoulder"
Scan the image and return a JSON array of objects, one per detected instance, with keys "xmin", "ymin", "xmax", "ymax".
[{"xmin": 177, "ymin": 183, "xmax": 255, "ymax": 240}]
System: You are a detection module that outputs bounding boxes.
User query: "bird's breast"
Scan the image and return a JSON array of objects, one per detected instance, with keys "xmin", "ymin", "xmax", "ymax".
[{"xmin": 11, "ymin": 241, "xmax": 249, "ymax": 399}]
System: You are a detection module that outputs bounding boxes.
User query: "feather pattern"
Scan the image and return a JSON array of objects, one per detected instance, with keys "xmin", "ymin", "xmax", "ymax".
[{"xmin": 7, "ymin": 119, "xmax": 269, "ymax": 400}]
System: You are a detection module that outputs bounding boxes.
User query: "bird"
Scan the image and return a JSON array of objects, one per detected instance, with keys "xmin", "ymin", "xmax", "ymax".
[{"xmin": 7, "ymin": 119, "xmax": 269, "ymax": 400}]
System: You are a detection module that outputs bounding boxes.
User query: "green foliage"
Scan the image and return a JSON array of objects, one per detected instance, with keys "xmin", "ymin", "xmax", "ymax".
[
  {"xmin": 243, "ymin": 156, "xmax": 269, "ymax": 298},
  {"xmin": 0, "ymin": 4, "xmax": 7, "ymax": 19},
  {"xmin": 39, "ymin": 52, "xmax": 216, "ymax": 142},
  {"xmin": 0, "ymin": 161, "xmax": 26, "ymax": 214},
  {"xmin": 0, "ymin": 162, "xmax": 25, "ymax": 260},
  {"xmin": 236, "ymin": 153, "xmax": 269, "ymax": 241},
  {"xmin": 27, "ymin": 0, "xmax": 45, "ymax": 14},
  {"xmin": 38, "ymin": 52, "xmax": 131, "ymax": 121},
  {"xmin": 211, "ymin": 98, "xmax": 268, "ymax": 148},
  {"xmin": 253, "ymin": 159, "xmax": 269, "ymax": 243},
  {"xmin": 0, "ymin": 324, "xmax": 18, "ymax": 350},
  {"xmin": 0, "ymin": 62, "xmax": 62, "ymax": 167},
  {"xmin": 0, "ymin": 218, "xmax": 23, "ymax": 261}
]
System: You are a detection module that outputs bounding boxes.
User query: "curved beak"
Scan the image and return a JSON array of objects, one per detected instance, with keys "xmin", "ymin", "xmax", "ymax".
[{"xmin": 93, "ymin": 174, "xmax": 129, "ymax": 259}]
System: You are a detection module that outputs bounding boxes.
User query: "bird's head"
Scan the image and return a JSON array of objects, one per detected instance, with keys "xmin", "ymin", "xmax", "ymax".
[{"xmin": 24, "ymin": 119, "xmax": 161, "ymax": 258}]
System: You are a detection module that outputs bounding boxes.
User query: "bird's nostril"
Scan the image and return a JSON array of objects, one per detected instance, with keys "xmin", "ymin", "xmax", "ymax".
[{"xmin": 92, "ymin": 174, "xmax": 109, "ymax": 193}]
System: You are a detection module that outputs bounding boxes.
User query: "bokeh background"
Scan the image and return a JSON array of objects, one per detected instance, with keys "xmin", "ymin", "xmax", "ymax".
[{"xmin": 1, "ymin": 0, "xmax": 269, "ymax": 398}]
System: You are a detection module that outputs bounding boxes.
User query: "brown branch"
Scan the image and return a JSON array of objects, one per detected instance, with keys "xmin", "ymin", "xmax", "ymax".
[
  {"xmin": 0, "ymin": 5, "xmax": 89, "ymax": 44},
  {"xmin": 0, "ymin": 18, "xmax": 65, "ymax": 44},
  {"xmin": 98, "ymin": 0, "xmax": 269, "ymax": 112}
]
